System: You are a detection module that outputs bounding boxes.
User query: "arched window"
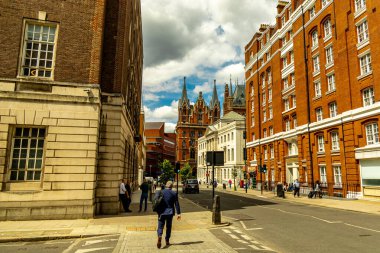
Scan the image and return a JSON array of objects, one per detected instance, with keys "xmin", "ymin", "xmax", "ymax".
[{"xmin": 190, "ymin": 149, "xmax": 195, "ymax": 159}]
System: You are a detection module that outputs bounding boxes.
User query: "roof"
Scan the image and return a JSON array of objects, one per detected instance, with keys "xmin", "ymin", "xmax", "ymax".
[
  {"xmin": 145, "ymin": 122, "xmax": 164, "ymax": 130},
  {"xmin": 222, "ymin": 111, "xmax": 245, "ymax": 121},
  {"xmin": 232, "ymin": 85, "xmax": 246, "ymax": 106}
]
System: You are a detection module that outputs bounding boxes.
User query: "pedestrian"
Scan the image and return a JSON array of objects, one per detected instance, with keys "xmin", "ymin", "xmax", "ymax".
[
  {"xmin": 119, "ymin": 179, "xmax": 131, "ymax": 212},
  {"xmin": 155, "ymin": 181, "xmax": 181, "ymax": 249},
  {"xmin": 139, "ymin": 179, "xmax": 149, "ymax": 212},
  {"xmin": 293, "ymin": 179, "xmax": 300, "ymax": 197},
  {"xmin": 125, "ymin": 180, "xmax": 132, "ymax": 212},
  {"xmin": 228, "ymin": 179, "xmax": 232, "ymax": 189},
  {"xmin": 314, "ymin": 180, "xmax": 322, "ymax": 198}
]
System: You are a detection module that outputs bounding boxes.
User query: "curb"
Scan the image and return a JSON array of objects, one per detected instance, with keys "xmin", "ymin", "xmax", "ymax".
[{"xmin": 0, "ymin": 233, "xmax": 115, "ymax": 244}]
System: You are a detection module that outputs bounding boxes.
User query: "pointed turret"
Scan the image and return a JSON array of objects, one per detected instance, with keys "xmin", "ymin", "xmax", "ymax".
[
  {"xmin": 229, "ymin": 75, "xmax": 233, "ymax": 96},
  {"xmin": 179, "ymin": 76, "xmax": 190, "ymax": 108},
  {"xmin": 210, "ymin": 79, "xmax": 219, "ymax": 108}
]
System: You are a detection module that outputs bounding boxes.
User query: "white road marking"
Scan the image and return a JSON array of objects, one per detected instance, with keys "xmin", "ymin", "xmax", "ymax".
[
  {"xmin": 222, "ymin": 229, "xmax": 231, "ymax": 234},
  {"xmin": 344, "ymin": 223, "xmax": 380, "ymax": 233},
  {"xmin": 233, "ymin": 248, "xmax": 247, "ymax": 250},
  {"xmin": 261, "ymin": 245, "xmax": 275, "ymax": 251},
  {"xmin": 75, "ymin": 247, "xmax": 113, "ymax": 253},
  {"xmin": 84, "ymin": 239, "xmax": 116, "ymax": 246},
  {"xmin": 249, "ymin": 244, "xmax": 261, "ymax": 250},
  {"xmin": 237, "ymin": 240, "xmax": 249, "ymax": 244},
  {"xmin": 241, "ymin": 234, "xmax": 252, "ymax": 241},
  {"xmin": 240, "ymin": 220, "xmax": 263, "ymax": 230},
  {"xmin": 228, "ymin": 234, "xmax": 239, "ymax": 239}
]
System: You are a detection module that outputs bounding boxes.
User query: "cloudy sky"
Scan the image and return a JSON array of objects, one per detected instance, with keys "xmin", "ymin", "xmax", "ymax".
[{"xmin": 141, "ymin": 0, "xmax": 278, "ymax": 132}]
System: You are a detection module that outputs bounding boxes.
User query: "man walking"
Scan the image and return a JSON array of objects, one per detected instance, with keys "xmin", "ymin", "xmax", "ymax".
[
  {"xmin": 119, "ymin": 179, "xmax": 131, "ymax": 212},
  {"xmin": 155, "ymin": 181, "xmax": 181, "ymax": 249},
  {"xmin": 139, "ymin": 179, "xmax": 149, "ymax": 212},
  {"xmin": 293, "ymin": 179, "xmax": 300, "ymax": 197},
  {"xmin": 125, "ymin": 179, "xmax": 132, "ymax": 212}
]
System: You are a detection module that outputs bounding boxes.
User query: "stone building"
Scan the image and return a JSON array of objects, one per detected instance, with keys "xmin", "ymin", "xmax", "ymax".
[
  {"xmin": 0, "ymin": 0, "xmax": 143, "ymax": 220},
  {"xmin": 245, "ymin": 0, "xmax": 380, "ymax": 198},
  {"xmin": 145, "ymin": 122, "xmax": 176, "ymax": 178},
  {"xmin": 175, "ymin": 77, "xmax": 221, "ymax": 173}
]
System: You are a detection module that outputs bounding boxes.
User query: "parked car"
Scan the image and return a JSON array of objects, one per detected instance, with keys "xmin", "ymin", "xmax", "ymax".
[{"xmin": 182, "ymin": 179, "xmax": 199, "ymax": 194}]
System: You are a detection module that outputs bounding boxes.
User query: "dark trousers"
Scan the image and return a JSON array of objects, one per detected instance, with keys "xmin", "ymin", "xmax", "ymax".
[
  {"xmin": 139, "ymin": 193, "xmax": 148, "ymax": 211},
  {"xmin": 294, "ymin": 187, "xmax": 300, "ymax": 197},
  {"xmin": 157, "ymin": 215, "xmax": 174, "ymax": 240},
  {"xmin": 119, "ymin": 194, "xmax": 128, "ymax": 212}
]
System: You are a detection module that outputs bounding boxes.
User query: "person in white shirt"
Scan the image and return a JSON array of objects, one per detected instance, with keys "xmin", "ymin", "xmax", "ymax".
[{"xmin": 119, "ymin": 179, "xmax": 131, "ymax": 212}]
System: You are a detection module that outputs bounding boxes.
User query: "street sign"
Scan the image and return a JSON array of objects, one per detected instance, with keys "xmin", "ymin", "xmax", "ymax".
[{"xmin": 206, "ymin": 151, "xmax": 224, "ymax": 166}]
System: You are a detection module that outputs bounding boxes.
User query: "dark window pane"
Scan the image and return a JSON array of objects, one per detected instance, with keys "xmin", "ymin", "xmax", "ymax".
[
  {"xmin": 35, "ymin": 159, "xmax": 42, "ymax": 169},
  {"xmin": 22, "ymin": 139, "xmax": 28, "ymax": 148},
  {"xmin": 48, "ymin": 45, "xmax": 54, "ymax": 51},
  {"xmin": 25, "ymin": 59, "xmax": 31, "ymax": 66},
  {"xmin": 13, "ymin": 149, "xmax": 20, "ymax": 158},
  {"xmin": 46, "ymin": 61, "xmax": 52, "ymax": 68},
  {"xmin": 20, "ymin": 149, "xmax": 28, "ymax": 158},
  {"xmin": 26, "ymin": 42, "xmax": 32, "ymax": 49},
  {"xmin": 29, "ymin": 149, "xmax": 36, "ymax": 158},
  {"xmin": 34, "ymin": 171, "xmax": 41, "ymax": 180},
  {"xmin": 27, "ymin": 171, "xmax": 34, "ymax": 180},
  {"xmin": 19, "ymin": 159, "xmax": 26, "ymax": 169},
  {"xmin": 39, "ymin": 129, "xmax": 45, "ymax": 137},
  {"xmin": 38, "ymin": 140, "xmax": 44, "ymax": 148},
  {"xmin": 14, "ymin": 139, "xmax": 21, "ymax": 148},
  {"xmin": 38, "ymin": 71, "xmax": 44, "ymax": 77},
  {"xmin": 18, "ymin": 171, "xmax": 25, "ymax": 180},
  {"xmin": 23, "ymin": 68, "xmax": 30, "ymax": 76},
  {"xmin": 22, "ymin": 128, "xmax": 29, "ymax": 137},
  {"xmin": 32, "ymin": 51, "xmax": 38, "ymax": 58},
  {"xmin": 28, "ymin": 160, "xmax": 35, "ymax": 169},
  {"xmin": 15, "ymin": 128, "xmax": 22, "ymax": 137},
  {"xmin": 41, "ymin": 44, "xmax": 47, "ymax": 50},
  {"xmin": 10, "ymin": 171, "xmax": 17, "ymax": 180},
  {"xmin": 31, "ymin": 139, "xmax": 37, "ymax": 148},
  {"xmin": 31, "ymin": 128, "xmax": 38, "ymax": 137},
  {"xmin": 36, "ymin": 149, "xmax": 43, "ymax": 158},
  {"xmin": 45, "ymin": 71, "xmax": 51, "ymax": 77},
  {"xmin": 11, "ymin": 159, "xmax": 18, "ymax": 169},
  {"xmin": 31, "ymin": 59, "xmax": 37, "ymax": 66}
]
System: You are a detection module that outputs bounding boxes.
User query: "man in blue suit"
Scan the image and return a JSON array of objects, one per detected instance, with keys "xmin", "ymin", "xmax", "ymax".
[{"xmin": 155, "ymin": 181, "xmax": 181, "ymax": 248}]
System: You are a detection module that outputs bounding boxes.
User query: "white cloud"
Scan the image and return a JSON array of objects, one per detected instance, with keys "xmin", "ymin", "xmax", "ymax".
[
  {"xmin": 215, "ymin": 63, "xmax": 245, "ymax": 85},
  {"xmin": 192, "ymin": 81, "xmax": 212, "ymax": 95},
  {"xmin": 164, "ymin": 123, "xmax": 176, "ymax": 133},
  {"xmin": 143, "ymin": 93, "xmax": 162, "ymax": 102},
  {"xmin": 144, "ymin": 100, "xmax": 178, "ymax": 125}
]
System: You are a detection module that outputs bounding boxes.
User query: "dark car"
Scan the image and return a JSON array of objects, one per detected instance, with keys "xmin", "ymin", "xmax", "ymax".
[{"xmin": 182, "ymin": 179, "xmax": 199, "ymax": 194}]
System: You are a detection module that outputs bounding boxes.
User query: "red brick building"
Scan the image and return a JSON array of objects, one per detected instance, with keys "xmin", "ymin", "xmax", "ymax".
[
  {"xmin": 223, "ymin": 81, "xmax": 247, "ymax": 116},
  {"xmin": 175, "ymin": 77, "xmax": 221, "ymax": 172},
  {"xmin": 145, "ymin": 122, "xmax": 176, "ymax": 178},
  {"xmin": 245, "ymin": 0, "xmax": 380, "ymax": 198}
]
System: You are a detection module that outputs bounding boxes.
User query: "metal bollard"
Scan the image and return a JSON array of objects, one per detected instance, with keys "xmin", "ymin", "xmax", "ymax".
[{"xmin": 212, "ymin": 195, "xmax": 221, "ymax": 225}]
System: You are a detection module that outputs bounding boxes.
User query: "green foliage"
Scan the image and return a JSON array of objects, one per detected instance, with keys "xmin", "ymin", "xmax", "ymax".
[
  {"xmin": 179, "ymin": 162, "xmax": 192, "ymax": 181},
  {"xmin": 158, "ymin": 159, "xmax": 175, "ymax": 184}
]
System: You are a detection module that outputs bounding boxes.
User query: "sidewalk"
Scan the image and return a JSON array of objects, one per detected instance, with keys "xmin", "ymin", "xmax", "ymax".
[
  {"xmin": 0, "ymin": 190, "xmax": 236, "ymax": 252},
  {"xmin": 209, "ymin": 184, "xmax": 380, "ymax": 215}
]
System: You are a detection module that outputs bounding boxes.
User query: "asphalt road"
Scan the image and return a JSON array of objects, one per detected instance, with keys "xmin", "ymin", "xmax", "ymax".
[{"xmin": 180, "ymin": 189, "xmax": 380, "ymax": 253}]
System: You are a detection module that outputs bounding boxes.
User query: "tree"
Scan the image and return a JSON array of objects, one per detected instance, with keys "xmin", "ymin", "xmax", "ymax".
[
  {"xmin": 179, "ymin": 162, "xmax": 192, "ymax": 181},
  {"xmin": 158, "ymin": 159, "xmax": 175, "ymax": 184}
]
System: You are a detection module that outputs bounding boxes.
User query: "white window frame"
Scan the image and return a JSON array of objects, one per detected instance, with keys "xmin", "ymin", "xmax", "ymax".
[
  {"xmin": 284, "ymin": 98, "xmax": 290, "ymax": 111},
  {"xmin": 269, "ymin": 107, "xmax": 273, "ymax": 119},
  {"xmin": 268, "ymin": 88, "xmax": 272, "ymax": 102},
  {"xmin": 263, "ymin": 109, "xmax": 267, "ymax": 122},
  {"xmin": 327, "ymin": 74, "xmax": 336, "ymax": 92},
  {"xmin": 309, "ymin": 6, "xmax": 316, "ymax": 18},
  {"xmin": 359, "ymin": 53, "xmax": 372, "ymax": 76},
  {"xmin": 291, "ymin": 73, "xmax": 295, "ymax": 86},
  {"xmin": 285, "ymin": 119, "xmax": 291, "ymax": 131},
  {"xmin": 292, "ymin": 95, "xmax": 296, "ymax": 108},
  {"xmin": 320, "ymin": 166, "xmax": 327, "ymax": 184},
  {"xmin": 355, "ymin": 0, "xmax": 366, "ymax": 12},
  {"xmin": 313, "ymin": 55, "xmax": 320, "ymax": 74},
  {"xmin": 362, "ymin": 87, "xmax": 375, "ymax": 107},
  {"xmin": 269, "ymin": 126, "xmax": 273, "ymax": 136},
  {"xmin": 314, "ymin": 81, "xmax": 322, "ymax": 97},
  {"xmin": 331, "ymin": 132, "xmax": 340, "ymax": 151},
  {"xmin": 316, "ymin": 107, "xmax": 323, "ymax": 122},
  {"xmin": 263, "ymin": 129, "xmax": 267, "ymax": 138},
  {"xmin": 264, "ymin": 146, "xmax": 268, "ymax": 160},
  {"xmin": 19, "ymin": 21, "xmax": 58, "ymax": 79},
  {"xmin": 324, "ymin": 19, "xmax": 332, "ymax": 39},
  {"xmin": 262, "ymin": 92, "xmax": 266, "ymax": 105},
  {"xmin": 329, "ymin": 102, "xmax": 337, "ymax": 118},
  {"xmin": 357, "ymin": 20, "xmax": 369, "ymax": 44},
  {"xmin": 318, "ymin": 135, "xmax": 325, "ymax": 152},
  {"xmin": 293, "ymin": 116, "xmax": 297, "ymax": 128},
  {"xmin": 366, "ymin": 122, "xmax": 379, "ymax": 145},
  {"xmin": 333, "ymin": 166, "xmax": 342, "ymax": 187},
  {"xmin": 270, "ymin": 146, "xmax": 274, "ymax": 158},
  {"xmin": 290, "ymin": 51, "xmax": 294, "ymax": 63},
  {"xmin": 283, "ymin": 78, "xmax": 289, "ymax": 90},
  {"xmin": 325, "ymin": 46, "xmax": 334, "ymax": 66},
  {"xmin": 312, "ymin": 30, "xmax": 319, "ymax": 49},
  {"xmin": 282, "ymin": 57, "xmax": 287, "ymax": 69}
]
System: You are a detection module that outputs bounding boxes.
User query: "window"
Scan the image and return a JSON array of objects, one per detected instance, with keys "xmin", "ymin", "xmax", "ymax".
[
  {"xmin": 331, "ymin": 132, "xmax": 340, "ymax": 151},
  {"xmin": 264, "ymin": 146, "xmax": 268, "ymax": 160},
  {"xmin": 268, "ymin": 88, "xmax": 272, "ymax": 102},
  {"xmin": 228, "ymin": 149, "xmax": 230, "ymax": 161},
  {"xmin": 333, "ymin": 166, "xmax": 342, "ymax": 186},
  {"xmin": 20, "ymin": 22, "xmax": 58, "ymax": 78},
  {"xmin": 285, "ymin": 119, "xmax": 291, "ymax": 131},
  {"xmin": 263, "ymin": 129, "xmax": 267, "ymax": 138},
  {"xmin": 288, "ymin": 142, "xmax": 298, "ymax": 155},
  {"xmin": 269, "ymin": 107, "xmax": 273, "ymax": 119},
  {"xmin": 320, "ymin": 166, "xmax": 327, "ymax": 184},
  {"xmin": 292, "ymin": 96, "xmax": 296, "ymax": 108},
  {"xmin": 290, "ymin": 51, "xmax": 294, "ymax": 63},
  {"xmin": 327, "ymin": 74, "xmax": 336, "ymax": 91},
  {"xmin": 269, "ymin": 126, "xmax": 273, "ymax": 136},
  {"xmin": 314, "ymin": 81, "xmax": 322, "ymax": 97},
  {"xmin": 357, "ymin": 20, "xmax": 369, "ymax": 44},
  {"xmin": 182, "ymin": 150, "xmax": 186, "ymax": 160},
  {"xmin": 290, "ymin": 73, "xmax": 295, "ymax": 86},
  {"xmin": 317, "ymin": 135, "xmax": 325, "ymax": 152},
  {"xmin": 266, "ymin": 32, "xmax": 270, "ymax": 43},
  {"xmin": 316, "ymin": 107, "xmax": 323, "ymax": 121},
  {"xmin": 312, "ymin": 30, "xmax": 318, "ymax": 48},
  {"xmin": 261, "ymin": 74, "xmax": 266, "ymax": 88},
  {"xmin": 329, "ymin": 102, "xmax": 337, "ymax": 118},
  {"xmin": 190, "ymin": 131, "xmax": 195, "ymax": 137},
  {"xmin": 231, "ymin": 148, "xmax": 234, "ymax": 161},
  {"xmin": 293, "ymin": 116, "xmax": 298, "ymax": 128},
  {"xmin": 324, "ymin": 19, "xmax": 332, "ymax": 38},
  {"xmin": 251, "ymin": 100, "xmax": 254, "ymax": 111},
  {"xmin": 355, "ymin": 0, "xmax": 366, "ymax": 12},
  {"xmin": 198, "ymin": 131, "xmax": 203, "ymax": 138},
  {"xmin": 251, "ymin": 115, "xmax": 255, "ymax": 127},
  {"xmin": 268, "ymin": 71, "xmax": 272, "ymax": 83},
  {"xmin": 313, "ymin": 55, "xmax": 320, "ymax": 73},
  {"xmin": 231, "ymin": 132, "xmax": 234, "ymax": 140},
  {"xmin": 9, "ymin": 127, "xmax": 46, "ymax": 181},
  {"xmin": 322, "ymin": 0, "xmax": 330, "ymax": 7},
  {"xmin": 270, "ymin": 146, "xmax": 274, "ymax": 158},
  {"xmin": 282, "ymin": 57, "xmax": 287, "ymax": 69},
  {"xmin": 309, "ymin": 6, "xmax": 316, "ymax": 18},
  {"xmin": 366, "ymin": 123, "xmax": 379, "ymax": 145},
  {"xmin": 359, "ymin": 53, "xmax": 372, "ymax": 75},
  {"xmin": 284, "ymin": 98, "xmax": 290, "ymax": 111},
  {"xmin": 283, "ymin": 78, "xmax": 289, "ymax": 90},
  {"xmin": 262, "ymin": 92, "xmax": 266, "ymax": 105},
  {"xmin": 263, "ymin": 109, "xmax": 267, "ymax": 122},
  {"xmin": 362, "ymin": 87, "xmax": 375, "ymax": 106},
  {"xmin": 190, "ymin": 149, "xmax": 195, "ymax": 159},
  {"xmin": 281, "ymin": 16, "xmax": 286, "ymax": 27},
  {"xmin": 228, "ymin": 134, "xmax": 230, "ymax": 141},
  {"xmin": 325, "ymin": 46, "xmax": 334, "ymax": 66}
]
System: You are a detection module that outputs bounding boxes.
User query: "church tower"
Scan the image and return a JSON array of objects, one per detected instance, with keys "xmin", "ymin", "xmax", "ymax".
[
  {"xmin": 178, "ymin": 77, "xmax": 190, "ymax": 123},
  {"xmin": 209, "ymin": 80, "xmax": 220, "ymax": 123}
]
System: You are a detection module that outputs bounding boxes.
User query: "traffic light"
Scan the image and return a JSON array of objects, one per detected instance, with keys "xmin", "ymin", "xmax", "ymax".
[
  {"xmin": 260, "ymin": 165, "xmax": 267, "ymax": 173},
  {"xmin": 243, "ymin": 148, "xmax": 247, "ymax": 160},
  {"xmin": 175, "ymin": 162, "xmax": 180, "ymax": 173}
]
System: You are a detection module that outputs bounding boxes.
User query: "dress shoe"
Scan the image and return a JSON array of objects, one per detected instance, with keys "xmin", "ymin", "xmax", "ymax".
[
  {"xmin": 157, "ymin": 236, "xmax": 162, "ymax": 248},
  {"xmin": 166, "ymin": 240, "xmax": 170, "ymax": 246}
]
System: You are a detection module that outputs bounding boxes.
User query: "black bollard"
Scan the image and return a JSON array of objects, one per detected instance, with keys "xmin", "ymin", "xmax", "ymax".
[{"xmin": 212, "ymin": 195, "xmax": 221, "ymax": 225}]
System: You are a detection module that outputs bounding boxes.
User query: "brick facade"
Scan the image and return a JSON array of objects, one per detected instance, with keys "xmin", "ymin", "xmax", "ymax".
[{"xmin": 245, "ymin": 0, "xmax": 380, "ymax": 198}]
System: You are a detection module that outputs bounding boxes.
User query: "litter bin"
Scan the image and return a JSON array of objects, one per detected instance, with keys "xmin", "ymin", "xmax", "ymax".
[
  {"xmin": 223, "ymin": 183, "xmax": 226, "ymax": 189},
  {"xmin": 276, "ymin": 183, "xmax": 284, "ymax": 198}
]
